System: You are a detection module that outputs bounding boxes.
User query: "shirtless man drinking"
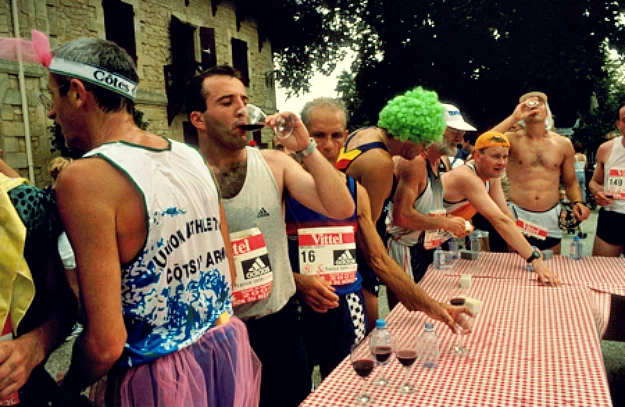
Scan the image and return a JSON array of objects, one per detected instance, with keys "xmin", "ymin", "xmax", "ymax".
[{"xmin": 491, "ymin": 91, "xmax": 590, "ymax": 253}]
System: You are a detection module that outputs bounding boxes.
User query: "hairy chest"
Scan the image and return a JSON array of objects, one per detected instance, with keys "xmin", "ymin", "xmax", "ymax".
[
  {"xmin": 214, "ymin": 161, "xmax": 248, "ymax": 199},
  {"xmin": 509, "ymin": 141, "xmax": 562, "ymax": 172}
]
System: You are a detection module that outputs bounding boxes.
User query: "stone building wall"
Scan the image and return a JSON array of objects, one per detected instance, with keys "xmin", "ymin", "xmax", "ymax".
[{"xmin": 0, "ymin": 0, "xmax": 276, "ymax": 187}]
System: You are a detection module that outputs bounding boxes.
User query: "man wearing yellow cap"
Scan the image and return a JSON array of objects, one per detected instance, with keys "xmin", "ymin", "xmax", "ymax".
[
  {"xmin": 442, "ymin": 132, "xmax": 560, "ymax": 285},
  {"xmin": 491, "ymin": 91, "xmax": 590, "ymax": 254}
]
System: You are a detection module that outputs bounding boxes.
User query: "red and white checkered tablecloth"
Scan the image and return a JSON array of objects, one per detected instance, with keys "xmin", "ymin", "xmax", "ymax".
[
  {"xmin": 440, "ymin": 253, "xmax": 625, "ymax": 337},
  {"xmin": 301, "ymin": 254, "xmax": 614, "ymax": 407},
  {"xmin": 446, "ymin": 253, "xmax": 625, "ymax": 289}
]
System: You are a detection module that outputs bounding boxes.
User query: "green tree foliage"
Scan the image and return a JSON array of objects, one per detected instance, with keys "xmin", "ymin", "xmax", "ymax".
[
  {"xmin": 268, "ymin": 0, "xmax": 624, "ymax": 131},
  {"xmin": 573, "ymin": 56, "xmax": 625, "ymax": 160}
]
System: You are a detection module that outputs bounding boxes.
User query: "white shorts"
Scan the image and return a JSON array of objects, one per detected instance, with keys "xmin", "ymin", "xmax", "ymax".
[{"xmin": 508, "ymin": 202, "xmax": 563, "ymax": 240}]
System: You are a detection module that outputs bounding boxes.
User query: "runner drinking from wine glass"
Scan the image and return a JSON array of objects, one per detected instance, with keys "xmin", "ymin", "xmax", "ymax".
[{"xmin": 185, "ymin": 66, "xmax": 355, "ymax": 407}]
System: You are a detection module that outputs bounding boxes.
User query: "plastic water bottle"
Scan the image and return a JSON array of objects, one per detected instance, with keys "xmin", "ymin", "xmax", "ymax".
[
  {"xmin": 418, "ymin": 322, "xmax": 439, "ymax": 369},
  {"xmin": 448, "ymin": 238, "xmax": 459, "ymax": 260},
  {"xmin": 570, "ymin": 236, "xmax": 583, "ymax": 260},
  {"xmin": 470, "ymin": 231, "xmax": 481, "ymax": 255},
  {"xmin": 370, "ymin": 319, "xmax": 392, "ymax": 385},
  {"xmin": 433, "ymin": 247, "xmax": 452, "ymax": 270},
  {"xmin": 526, "ymin": 246, "xmax": 537, "ymax": 272}
]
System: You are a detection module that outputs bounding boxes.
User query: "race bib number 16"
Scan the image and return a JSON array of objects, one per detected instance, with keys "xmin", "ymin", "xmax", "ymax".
[{"xmin": 298, "ymin": 226, "xmax": 357, "ymax": 286}]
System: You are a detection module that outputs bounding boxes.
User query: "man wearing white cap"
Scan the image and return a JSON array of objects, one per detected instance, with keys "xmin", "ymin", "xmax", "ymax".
[
  {"xmin": 440, "ymin": 104, "xmax": 477, "ymax": 171},
  {"xmin": 491, "ymin": 91, "xmax": 590, "ymax": 253}
]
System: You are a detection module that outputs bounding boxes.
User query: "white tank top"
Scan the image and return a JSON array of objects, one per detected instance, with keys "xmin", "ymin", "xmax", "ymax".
[
  {"xmin": 603, "ymin": 136, "xmax": 625, "ymax": 213},
  {"xmin": 443, "ymin": 163, "xmax": 490, "ymax": 220},
  {"xmin": 387, "ymin": 160, "xmax": 443, "ymax": 246},
  {"xmin": 84, "ymin": 139, "xmax": 231, "ymax": 367},
  {"xmin": 574, "ymin": 155, "xmax": 585, "ymax": 173},
  {"xmin": 222, "ymin": 147, "xmax": 296, "ymax": 320}
]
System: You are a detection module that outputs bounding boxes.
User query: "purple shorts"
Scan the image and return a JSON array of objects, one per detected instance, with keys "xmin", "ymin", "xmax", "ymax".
[{"xmin": 98, "ymin": 316, "xmax": 261, "ymax": 407}]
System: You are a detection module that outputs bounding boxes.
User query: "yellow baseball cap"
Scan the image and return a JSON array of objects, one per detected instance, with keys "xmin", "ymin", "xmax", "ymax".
[{"xmin": 474, "ymin": 131, "xmax": 510, "ymax": 151}]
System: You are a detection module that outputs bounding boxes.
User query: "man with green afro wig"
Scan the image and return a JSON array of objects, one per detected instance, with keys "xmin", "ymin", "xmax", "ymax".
[
  {"xmin": 377, "ymin": 87, "xmax": 446, "ymax": 146},
  {"xmin": 335, "ymin": 86, "xmax": 449, "ymax": 327}
]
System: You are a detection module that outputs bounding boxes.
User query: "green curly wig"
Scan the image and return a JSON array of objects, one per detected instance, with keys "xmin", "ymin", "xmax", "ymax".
[{"xmin": 378, "ymin": 87, "xmax": 446, "ymax": 144}]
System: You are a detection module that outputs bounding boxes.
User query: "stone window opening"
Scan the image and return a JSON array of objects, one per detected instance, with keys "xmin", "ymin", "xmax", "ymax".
[
  {"xmin": 103, "ymin": 0, "xmax": 137, "ymax": 62},
  {"xmin": 231, "ymin": 38, "xmax": 250, "ymax": 87}
]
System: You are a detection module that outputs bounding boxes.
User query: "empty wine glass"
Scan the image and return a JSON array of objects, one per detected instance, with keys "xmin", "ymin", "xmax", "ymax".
[
  {"xmin": 350, "ymin": 340, "xmax": 375, "ymax": 406},
  {"xmin": 394, "ymin": 336, "xmax": 417, "ymax": 394},
  {"xmin": 241, "ymin": 104, "xmax": 294, "ymax": 139}
]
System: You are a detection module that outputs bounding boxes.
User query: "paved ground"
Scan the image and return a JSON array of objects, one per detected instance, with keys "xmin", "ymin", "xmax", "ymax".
[{"xmin": 47, "ymin": 208, "xmax": 625, "ymax": 403}]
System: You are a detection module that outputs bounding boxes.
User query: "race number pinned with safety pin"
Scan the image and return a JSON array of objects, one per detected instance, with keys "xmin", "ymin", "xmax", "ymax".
[
  {"xmin": 298, "ymin": 226, "xmax": 357, "ymax": 286},
  {"xmin": 516, "ymin": 219, "xmax": 548, "ymax": 240},
  {"xmin": 424, "ymin": 209, "xmax": 450, "ymax": 250},
  {"xmin": 230, "ymin": 228, "xmax": 273, "ymax": 306},
  {"xmin": 607, "ymin": 168, "xmax": 625, "ymax": 200}
]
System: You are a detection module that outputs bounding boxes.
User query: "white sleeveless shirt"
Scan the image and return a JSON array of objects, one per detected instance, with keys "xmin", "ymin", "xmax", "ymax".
[
  {"xmin": 603, "ymin": 136, "xmax": 625, "ymax": 214},
  {"xmin": 387, "ymin": 160, "xmax": 443, "ymax": 246},
  {"xmin": 84, "ymin": 139, "xmax": 232, "ymax": 367},
  {"xmin": 222, "ymin": 147, "xmax": 296, "ymax": 320}
]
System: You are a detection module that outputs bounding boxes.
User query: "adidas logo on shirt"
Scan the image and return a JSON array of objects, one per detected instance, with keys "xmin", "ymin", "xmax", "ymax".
[
  {"xmin": 257, "ymin": 207, "xmax": 270, "ymax": 218},
  {"xmin": 334, "ymin": 249, "xmax": 356, "ymax": 266},
  {"xmin": 244, "ymin": 255, "xmax": 271, "ymax": 279}
]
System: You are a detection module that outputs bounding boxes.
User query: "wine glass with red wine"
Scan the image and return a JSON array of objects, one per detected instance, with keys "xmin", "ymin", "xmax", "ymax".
[
  {"xmin": 394, "ymin": 336, "xmax": 418, "ymax": 394},
  {"xmin": 449, "ymin": 296, "xmax": 474, "ymax": 356},
  {"xmin": 241, "ymin": 104, "xmax": 294, "ymax": 139},
  {"xmin": 350, "ymin": 340, "xmax": 375, "ymax": 405}
]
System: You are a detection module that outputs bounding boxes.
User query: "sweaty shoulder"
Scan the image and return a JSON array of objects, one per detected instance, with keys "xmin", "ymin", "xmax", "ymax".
[
  {"xmin": 597, "ymin": 139, "xmax": 615, "ymax": 162},
  {"xmin": 345, "ymin": 127, "xmax": 386, "ymax": 150},
  {"xmin": 551, "ymin": 131, "xmax": 573, "ymax": 148},
  {"xmin": 56, "ymin": 157, "xmax": 133, "ymax": 202}
]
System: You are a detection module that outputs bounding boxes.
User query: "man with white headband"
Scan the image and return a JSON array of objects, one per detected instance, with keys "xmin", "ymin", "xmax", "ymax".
[
  {"xmin": 491, "ymin": 91, "xmax": 590, "ymax": 253},
  {"xmin": 39, "ymin": 38, "xmax": 260, "ymax": 406}
]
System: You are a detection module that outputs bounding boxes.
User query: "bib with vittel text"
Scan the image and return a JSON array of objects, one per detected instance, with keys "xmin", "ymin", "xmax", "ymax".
[
  {"xmin": 298, "ymin": 226, "xmax": 357, "ymax": 286},
  {"xmin": 424, "ymin": 210, "xmax": 452, "ymax": 250},
  {"xmin": 516, "ymin": 219, "xmax": 548, "ymax": 240},
  {"xmin": 230, "ymin": 228, "xmax": 273, "ymax": 306}
]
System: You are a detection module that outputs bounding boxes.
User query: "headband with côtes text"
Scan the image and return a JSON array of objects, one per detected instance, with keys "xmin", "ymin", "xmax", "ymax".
[{"xmin": 0, "ymin": 30, "xmax": 137, "ymax": 100}]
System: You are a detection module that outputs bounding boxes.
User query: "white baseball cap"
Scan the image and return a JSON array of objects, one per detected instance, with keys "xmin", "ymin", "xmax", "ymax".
[{"xmin": 443, "ymin": 103, "xmax": 476, "ymax": 132}]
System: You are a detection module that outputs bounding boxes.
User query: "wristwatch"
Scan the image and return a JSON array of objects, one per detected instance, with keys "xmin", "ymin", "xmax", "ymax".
[
  {"xmin": 295, "ymin": 138, "xmax": 317, "ymax": 160},
  {"xmin": 526, "ymin": 249, "xmax": 541, "ymax": 263}
]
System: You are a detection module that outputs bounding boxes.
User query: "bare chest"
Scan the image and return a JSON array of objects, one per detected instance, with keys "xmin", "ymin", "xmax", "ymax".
[
  {"xmin": 213, "ymin": 161, "xmax": 248, "ymax": 199},
  {"xmin": 509, "ymin": 141, "xmax": 562, "ymax": 173}
]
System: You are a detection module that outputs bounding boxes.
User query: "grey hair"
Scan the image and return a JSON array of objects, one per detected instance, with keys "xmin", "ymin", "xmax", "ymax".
[
  {"xmin": 52, "ymin": 38, "xmax": 138, "ymax": 113},
  {"xmin": 300, "ymin": 97, "xmax": 348, "ymax": 130}
]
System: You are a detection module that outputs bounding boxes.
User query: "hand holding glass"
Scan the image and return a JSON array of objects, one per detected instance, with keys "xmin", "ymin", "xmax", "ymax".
[
  {"xmin": 449, "ymin": 298, "xmax": 474, "ymax": 356},
  {"xmin": 241, "ymin": 104, "xmax": 294, "ymax": 139},
  {"xmin": 351, "ymin": 341, "xmax": 375, "ymax": 406}
]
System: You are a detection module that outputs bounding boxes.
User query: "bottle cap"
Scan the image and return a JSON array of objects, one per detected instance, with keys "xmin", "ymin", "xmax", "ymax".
[
  {"xmin": 376, "ymin": 319, "xmax": 386, "ymax": 329},
  {"xmin": 574, "ymin": 236, "xmax": 580, "ymax": 241},
  {"xmin": 424, "ymin": 322, "xmax": 434, "ymax": 330}
]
